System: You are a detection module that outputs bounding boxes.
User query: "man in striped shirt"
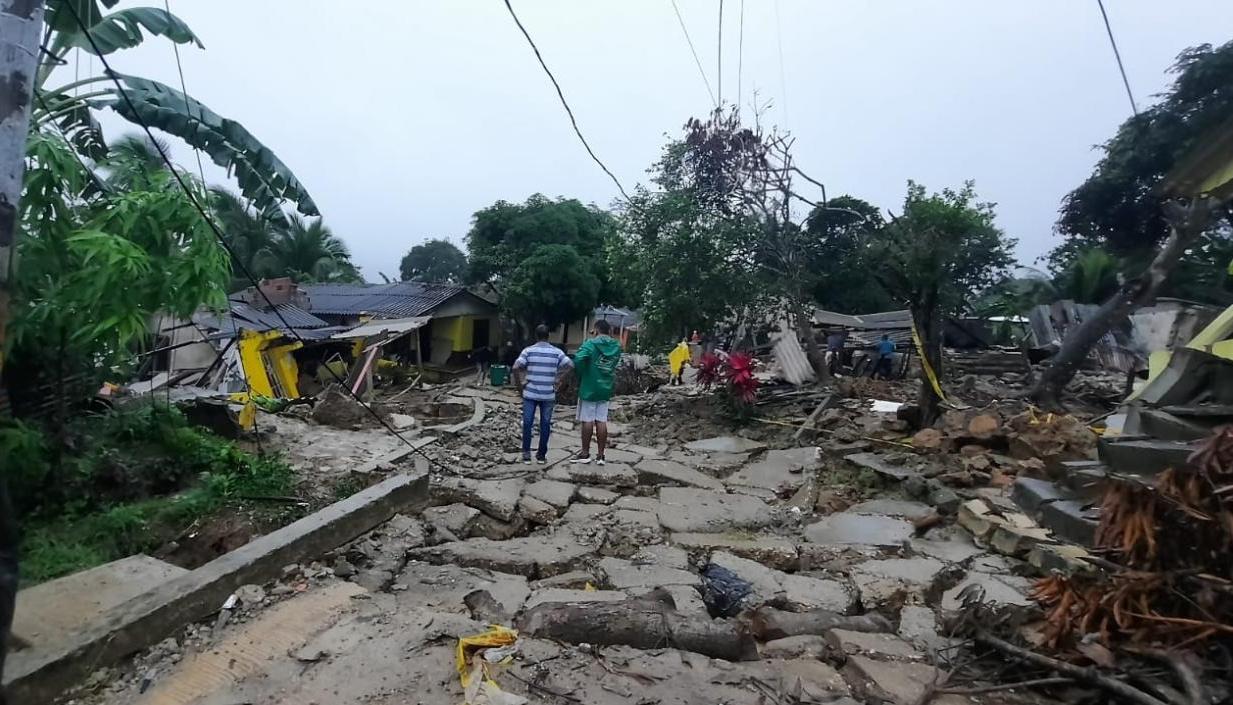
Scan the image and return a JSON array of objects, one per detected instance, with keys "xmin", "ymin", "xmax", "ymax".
[{"xmin": 513, "ymin": 324, "xmax": 573, "ymax": 464}]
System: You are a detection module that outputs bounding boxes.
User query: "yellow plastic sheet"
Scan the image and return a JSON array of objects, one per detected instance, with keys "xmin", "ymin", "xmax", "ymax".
[
  {"xmin": 456, "ymin": 626, "xmax": 525, "ymax": 705},
  {"xmin": 910, "ymin": 323, "xmax": 949, "ymax": 404}
]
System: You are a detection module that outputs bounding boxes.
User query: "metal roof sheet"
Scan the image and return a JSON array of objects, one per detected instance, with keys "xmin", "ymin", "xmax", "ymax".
[
  {"xmin": 333, "ymin": 316, "xmax": 431, "ymax": 340},
  {"xmin": 301, "ymin": 282, "xmax": 481, "ymax": 318}
]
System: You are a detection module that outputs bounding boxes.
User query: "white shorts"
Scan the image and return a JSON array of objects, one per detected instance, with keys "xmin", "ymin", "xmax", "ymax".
[{"xmin": 577, "ymin": 400, "xmax": 610, "ymax": 423}]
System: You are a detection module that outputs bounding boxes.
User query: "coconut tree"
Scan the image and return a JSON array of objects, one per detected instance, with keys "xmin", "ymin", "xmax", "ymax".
[{"xmin": 261, "ymin": 214, "xmax": 360, "ymax": 283}]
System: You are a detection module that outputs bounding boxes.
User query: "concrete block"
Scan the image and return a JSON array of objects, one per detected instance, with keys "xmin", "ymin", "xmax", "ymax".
[
  {"xmin": 1098, "ymin": 438, "xmax": 1199, "ymax": 476},
  {"xmin": 1040, "ymin": 499, "xmax": 1099, "ymax": 546},
  {"xmin": 1009, "ymin": 477, "xmax": 1069, "ymax": 514}
]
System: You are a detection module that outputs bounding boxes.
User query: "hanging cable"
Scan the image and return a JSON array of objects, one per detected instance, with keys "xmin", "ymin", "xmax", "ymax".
[
  {"xmin": 502, "ymin": 0, "xmax": 631, "ymax": 202},
  {"xmin": 59, "ymin": 1, "xmax": 514, "ymax": 481},
  {"xmin": 1096, "ymin": 0, "xmax": 1138, "ymax": 116},
  {"xmin": 668, "ymin": 0, "xmax": 718, "ymax": 107},
  {"xmin": 717, "ymin": 0, "xmax": 724, "ymax": 106},
  {"xmin": 164, "ymin": 0, "xmax": 208, "ymax": 182}
]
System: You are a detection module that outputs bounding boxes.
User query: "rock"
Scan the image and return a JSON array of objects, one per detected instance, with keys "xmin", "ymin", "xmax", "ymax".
[
  {"xmin": 927, "ymin": 486, "xmax": 961, "ymax": 514},
  {"xmin": 634, "ymin": 458, "xmax": 724, "ymax": 490},
  {"xmin": 941, "ymin": 573, "xmax": 1031, "ymax": 611},
  {"xmin": 846, "ymin": 499, "xmax": 933, "ymax": 521},
  {"xmin": 654, "ymin": 584, "xmax": 708, "ymax": 616},
  {"xmin": 846, "ymin": 452, "xmax": 920, "ymax": 481},
  {"xmin": 410, "ymin": 534, "xmax": 594, "ymax": 578},
  {"xmin": 911, "ymin": 429, "xmax": 944, "ymax": 450},
  {"xmin": 631, "ymin": 544, "xmax": 690, "ymax": 570},
  {"xmin": 530, "ymin": 570, "xmax": 596, "ymax": 590},
  {"xmin": 850, "ymin": 558, "xmax": 945, "ymax": 607},
  {"xmin": 524, "ymin": 588, "xmax": 626, "ymax": 609},
  {"xmin": 959, "ymin": 444, "xmax": 986, "ymax": 458},
  {"xmin": 897, "ymin": 605, "xmax": 947, "ymax": 652},
  {"xmin": 423, "ymin": 503, "xmax": 481, "ymax": 538},
  {"xmin": 967, "ymin": 414, "xmax": 1001, "ymax": 440},
  {"xmin": 804, "ymin": 513, "xmax": 913, "ymax": 548},
  {"xmin": 576, "ymin": 486, "xmax": 619, "ymax": 504},
  {"xmin": 614, "ymin": 496, "xmax": 662, "ymax": 513},
  {"xmin": 469, "ymin": 513, "xmax": 528, "ymax": 540},
  {"xmin": 963, "ymin": 454, "xmax": 992, "ymax": 472},
  {"xmin": 517, "ymin": 495, "xmax": 558, "ymax": 525},
  {"xmin": 844, "ymin": 656, "xmax": 940, "ymax": 705},
  {"xmin": 597, "ymin": 557, "xmax": 700, "ymax": 590},
  {"xmin": 235, "ymin": 584, "xmax": 266, "ymax": 605},
  {"xmin": 523, "ymin": 479, "xmax": 576, "ymax": 511},
  {"xmin": 331, "ymin": 558, "xmax": 356, "ymax": 579},
  {"xmin": 824, "ymin": 629, "xmax": 923, "ymax": 660},
  {"xmin": 432, "ymin": 477, "xmax": 525, "ymax": 522},
  {"xmin": 909, "ymin": 532, "xmax": 984, "ymax": 564},
  {"xmin": 561, "ymin": 503, "xmax": 611, "ymax": 523},
  {"xmin": 761, "ymin": 635, "xmax": 830, "ymax": 659},
  {"xmin": 670, "ymin": 533, "xmax": 799, "ymax": 570},
  {"xmin": 565, "ymin": 462, "xmax": 638, "ymax": 488},
  {"xmin": 724, "ymin": 447, "xmax": 819, "ymax": 495},
  {"xmin": 611, "ymin": 509, "xmax": 660, "ymax": 529},
  {"xmin": 709, "ymin": 552, "xmax": 854, "ymax": 613},
  {"xmin": 656, "ymin": 488, "xmax": 774, "ymax": 533},
  {"xmin": 989, "ymin": 524, "xmax": 1053, "ymax": 557},
  {"xmin": 708, "ymin": 551, "xmax": 781, "ymax": 607},
  {"xmin": 684, "ymin": 436, "xmax": 768, "ymax": 454}
]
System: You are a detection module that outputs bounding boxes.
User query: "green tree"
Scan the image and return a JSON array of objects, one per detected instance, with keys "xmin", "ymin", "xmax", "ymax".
[
  {"xmin": 804, "ymin": 195, "xmax": 893, "ymax": 314},
  {"xmin": 33, "ymin": 0, "xmax": 317, "ymax": 215},
  {"xmin": 503, "ymin": 245, "xmax": 601, "ymax": 342},
  {"xmin": 259, "ymin": 214, "xmax": 360, "ymax": 283},
  {"xmin": 870, "ymin": 181, "xmax": 1016, "ymax": 422},
  {"xmin": 400, "ymin": 238, "xmax": 467, "ymax": 283}
]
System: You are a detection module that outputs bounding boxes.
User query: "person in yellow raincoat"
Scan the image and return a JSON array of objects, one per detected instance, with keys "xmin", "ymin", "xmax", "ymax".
[{"xmin": 668, "ymin": 339, "xmax": 691, "ymax": 386}]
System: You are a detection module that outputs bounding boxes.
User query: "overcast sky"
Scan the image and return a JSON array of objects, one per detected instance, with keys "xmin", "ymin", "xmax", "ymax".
[{"xmin": 80, "ymin": 1, "xmax": 1230, "ymax": 281}]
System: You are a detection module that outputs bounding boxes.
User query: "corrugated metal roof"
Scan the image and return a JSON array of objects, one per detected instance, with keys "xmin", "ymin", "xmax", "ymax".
[
  {"xmin": 197, "ymin": 299, "xmax": 329, "ymax": 336},
  {"xmin": 813, "ymin": 308, "xmax": 913, "ymax": 330},
  {"xmin": 333, "ymin": 316, "xmax": 431, "ymax": 340},
  {"xmin": 302, "ymin": 282, "xmax": 484, "ymax": 318}
]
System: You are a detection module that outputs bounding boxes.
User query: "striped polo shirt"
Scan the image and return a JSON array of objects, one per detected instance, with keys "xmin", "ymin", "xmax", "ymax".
[{"xmin": 514, "ymin": 341, "xmax": 572, "ymax": 401}]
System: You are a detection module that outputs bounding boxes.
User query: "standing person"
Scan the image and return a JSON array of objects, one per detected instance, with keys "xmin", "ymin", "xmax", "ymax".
[
  {"xmin": 572, "ymin": 319, "xmax": 622, "ymax": 465},
  {"xmin": 513, "ymin": 325, "xmax": 572, "ymax": 464},
  {"xmin": 873, "ymin": 334, "xmax": 896, "ymax": 379},
  {"xmin": 668, "ymin": 339, "xmax": 690, "ymax": 386},
  {"xmin": 470, "ymin": 344, "xmax": 493, "ymax": 385},
  {"xmin": 825, "ymin": 327, "xmax": 848, "ymax": 374}
]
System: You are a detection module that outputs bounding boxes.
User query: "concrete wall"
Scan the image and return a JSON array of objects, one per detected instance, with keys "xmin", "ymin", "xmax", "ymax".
[{"xmin": 152, "ymin": 313, "xmax": 218, "ymax": 371}]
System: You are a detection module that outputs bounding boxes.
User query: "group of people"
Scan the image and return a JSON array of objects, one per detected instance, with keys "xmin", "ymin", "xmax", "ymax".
[
  {"xmin": 826, "ymin": 328, "xmax": 899, "ymax": 379},
  {"xmin": 511, "ymin": 319, "xmax": 622, "ymax": 464}
]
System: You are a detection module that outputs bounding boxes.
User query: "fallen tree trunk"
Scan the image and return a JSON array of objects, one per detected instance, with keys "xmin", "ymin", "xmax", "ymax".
[
  {"xmin": 749, "ymin": 606, "xmax": 893, "ymax": 640},
  {"xmin": 1029, "ymin": 198, "xmax": 1216, "ymax": 409},
  {"xmin": 516, "ymin": 599, "xmax": 760, "ymax": 662}
]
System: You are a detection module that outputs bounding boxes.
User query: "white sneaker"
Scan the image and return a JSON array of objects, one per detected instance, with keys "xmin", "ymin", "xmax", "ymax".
[
  {"xmin": 536, "ymin": 457, "xmax": 547, "ymax": 465},
  {"xmin": 596, "ymin": 457, "xmax": 606, "ymax": 466},
  {"xmin": 571, "ymin": 454, "xmax": 592, "ymax": 464}
]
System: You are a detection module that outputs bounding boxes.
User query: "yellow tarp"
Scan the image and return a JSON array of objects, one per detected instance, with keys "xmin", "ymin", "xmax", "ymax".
[{"xmin": 456, "ymin": 625, "xmax": 525, "ymax": 705}]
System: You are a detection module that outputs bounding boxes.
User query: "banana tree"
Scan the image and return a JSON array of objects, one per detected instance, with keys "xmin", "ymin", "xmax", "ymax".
[{"xmin": 31, "ymin": 0, "xmax": 318, "ymax": 216}]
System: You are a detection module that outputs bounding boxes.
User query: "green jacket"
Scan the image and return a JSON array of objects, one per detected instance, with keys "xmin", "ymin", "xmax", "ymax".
[{"xmin": 575, "ymin": 335, "xmax": 622, "ymax": 402}]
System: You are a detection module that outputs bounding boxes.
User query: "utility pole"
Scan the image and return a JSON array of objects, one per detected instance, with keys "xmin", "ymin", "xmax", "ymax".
[{"xmin": 0, "ymin": 0, "xmax": 45, "ymax": 698}]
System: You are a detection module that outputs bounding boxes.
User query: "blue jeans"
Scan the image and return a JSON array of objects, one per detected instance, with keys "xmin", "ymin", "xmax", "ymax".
[{"xmin": 521, "ymin": 398, "xmax": 554, "ymax": 459}]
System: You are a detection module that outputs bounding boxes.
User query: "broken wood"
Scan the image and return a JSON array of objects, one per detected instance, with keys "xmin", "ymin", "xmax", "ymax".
[
  {"xmin": 793, "ymin": 394, "xmax": 833, "ymax": 439},
  {"xmin": 515, "ymin": 599, "xmax": 759, "ymax": 662},
  {"xmin": 748, "ymin": 606, "xmax": 893, "ymax": 641}
]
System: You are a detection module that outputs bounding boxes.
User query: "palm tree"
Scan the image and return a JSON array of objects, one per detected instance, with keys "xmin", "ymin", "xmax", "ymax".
[
  {"xmin": 98, "ymin": 134, "xmax": 171, "ymax": 192},
  {"xmin": 261, "ymin": 214, "xmax": 360, "ymax": 283},
  {"xmin": 209, "ymin": 187, "xmax": 281, "ymax": 283}
]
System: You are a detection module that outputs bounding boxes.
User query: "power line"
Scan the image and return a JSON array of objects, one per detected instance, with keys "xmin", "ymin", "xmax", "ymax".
[
  {"xmin": 669, "ymin": 0, "xmax": 717, "ymax": 107},
  {"xmin": 164, "ymin": 0, "xmax": 207, "ymax": 183},
  {"xmin": 502, "ymin": 0, "xmax": 631, "ymax": 202},
  {"xmin": 737, "ymin": 0, "xmax": 745, "ymax": 112},
  {"xmin": 717, "ymin": 0, "xmax": 724, "ymax": 106},
  {"xmin": 1096, "ymin": 0, "xmax": 1138, "ymax": 116},
  {"xmin": 773, "ymin": 0, "xmax": 789, "ymax": 124},
  {"xmin": 59, "ymin": 2, "xmax": 488, "ymax": 481}
]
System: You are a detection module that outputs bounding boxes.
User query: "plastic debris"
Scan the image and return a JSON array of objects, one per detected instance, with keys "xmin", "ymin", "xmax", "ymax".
[
  {"xmin": 456, "ymin": 625, "xmax": 527, "ymax": 705},
  {"xmin": 700, "ymin": 563, "xmax": 754, "ymax": 618}
]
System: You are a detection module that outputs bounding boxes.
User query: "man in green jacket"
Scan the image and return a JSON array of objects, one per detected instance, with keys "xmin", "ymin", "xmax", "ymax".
[{"xmin": 572, "ymin": 319, "xmax": 622, "ymax": 465}]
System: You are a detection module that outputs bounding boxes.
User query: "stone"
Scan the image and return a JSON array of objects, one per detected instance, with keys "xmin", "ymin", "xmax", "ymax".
[
  {"xmin": 631, "ymin": 544, "xmax": 690, "ymax": 570},
  {"xmin": 468, "ymin": 513, "xmax": 528, "ymax": 540},
  {"xmin": 989, "ymin": 524, "xmax": 1054, "ymax": 557},
  {"xmin": 708, "ymin": 552, "xmax": 854, "ymax": 613},
  {"xmin": 517, "ymin": 495, "xmax": 558, "ymax": 525},
  {"xmin": 968, "ymin": 414, "xmax": 1001, "ymax": 439},
  {"xmin": 724, "ymin": 447, "xmax": 819, "ymax": 494},
  {"xmin": 708, "ymin": 551, "xmax": 781, "ymax": 606},
  {"xmin": 523, "ymin": 588, "xmax": 626, "ymax": 609},
  {"xmin": 684, "ymin": 436, "xmax": 767, "ymax": 454},
  {"xmin": 850, "ymin": 558, "xmax": 945, "ymax": 607},
  {"xmin": 576, "ymin": 486, "xmax": 619, "ymax": 504},
  {"xmin": 611, "ymin": 509, "xmax": 660, "ymax": 529},
  {"xmin": 941, "ymin": 573, "xmax": 1031, "ymax": 611},
  {"xmin": 1040, "ymin": 499, "xmax": 1099, "ymax": 546},
  {"xmin": 431, "ymin": 477, "xmax": 524, "ymax": 522},
  {"xmin": 523, "ymin": 479, "xmax": 576, "ymax": 511},
  {"xmin": 927, "ymin": 486, "xmax": 961, "ymax": 515},
  {"xmin": 613, "ymin": 496, "xmax": 662, "ymax": 513},
  {"xmin": 601, "ymin": 448, "xmax": 644, "ymax": 464},
  {"xmin": 1028, "ymin": 543, "xmax": 1093, "ymax": 574},
  {"xmin": 825, "ymin": 629, "xmax": 922, "ymax": 660},
  {"xmin": 897, "ymin": 605, "xmax": 944, "ymax": 651},
  {"xmin": 565, "ymin": 462, "xmax": 638, "ymax": 487},
  {"xmin": 670, "ymin": 533, "xmax": 799, "ymax": 570},
  {"xmin": 634, "ymin": 458, "xmax": 724, "ymax": 490},
  {"xmin": 804, "ymin": 513, "xmax": 913, "ymax": 548},
  {"xmin": 909, "ymin": 533, "xmax": 984, "ymax": 564},
  {"xmin": 597, "ymin": 557, "xmax": 700, "ymax": 590},
  {"xmin": 959, "ymin": 444, "xmax": 986, "ymax": 458},
  {"xmin": 529, "ymin": 570, "xmax": 596, "ymax": 590},
  {"xmin": 561, "ymin": 503, "xmax": 610, "ymax": 523},
  {"xmin": 911, "ymin": 429, "xmax": 944, "ymax": 450},
  {"xmin": 422, "ymin": 504, "xmax": 481, "ymax": 537},
  {"xmin": 409, "ymin": 533, "xmax": 593, "ymax": 578},
  {"xmin": 654, "ymin": 584, "xmax": 708, "ymax": 616},
  {"xmin": 845, "ymin": 452, "xmax": 920, "ymax": 481},
  {"xmin": 846, "ymin": 499, "xmax": 933, "ymax": 521},
  {"xmin": 844, "ymin": 656, "xmax": 940, "ymax": 705},
  {"xmin": 656, "ymin": 488, "xmax": 774, "ymax": 533},
  {"xmin": 956, "ymin": 498, "xmax": 1003, "ymax": 540},
  {"xmin": 761, "ymin": 635, "xmax": 830, "ymax": 660},
  {"xmin": 331, "ymin": 558, "xmax": 356, "ymax": 578}
]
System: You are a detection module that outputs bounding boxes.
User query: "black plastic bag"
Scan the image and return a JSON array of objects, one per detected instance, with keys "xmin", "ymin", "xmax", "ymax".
[{"xmin": 700, "ymin": 563, "xmax": 753, "ymax": 618}]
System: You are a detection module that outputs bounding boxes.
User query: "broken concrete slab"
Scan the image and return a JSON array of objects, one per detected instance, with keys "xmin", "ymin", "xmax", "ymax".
[
  {"xmin": 613, "ymin": 495, "xmax": 662, "ymax": 513},
  {"xmin": 562, "ymin": 462, "xmax": 638, "ymax": 487},
  {"xmin": 1039, "ymin": 499, "xmax": 1099, "ymax": 546},
  {"xmin": 524, "ymin": 588, "xmax": 626, "ymax": 609},
  {"xmin": 845, "ymin": 452, "xmax": 920, "ymax": 481},
  {"xmin": 5, "ymin": 472, "xmax": 429, "ymax": 704},
  {"xmin": 709, "ymin": 552, "xmax": 854, "ymax": 614},
  {"xmin": 575, "ymin": 486, "xmax": 619, "ymax": 504},
  {"xmin": 600, "ymin": 447, "xmax": 645, "ymax": 464},
  {"xmin": 897, "ymin": 605, "xmax": 945, "ymax": 652},
  {"xmin": 1098, "ymin": 437, "xmax": 1199, "ymax": 476},
  {"xmin": 654, "ymin": 584, "xmax": 708, "ymax": 616},
  {"xmin": 469, "ymin": 512, "xmax": 529, "ymax": 540},
  {"xmin": 523, "ymin": 479, "xmax": 576, "ymax": 511},
  {"xmin": 517, "ymin": 495, "xmax": 558, "ymax": 525},
  {"xmin": 761, "ymin": 635, "xmax": 830, "ymax": 660},
  {"xmin": 431, "ymin": 476, "xmax": 524, "ymax": 522},
  {"xmin": 824, "ymin": 629, "xmax": 922, "ymax": 661},
  {"xmin": 684, "ymin": 436, "xmax": 768, "ymax": 454},
  {"xmin": 671, "ymin": 532, "xmax": 799, "ymax": 571},
  {"xmin": 657, "ymin": 488, "xmax": 774, "ymax": 533},
  {"xmin": 849, "ymin": 558, "xmax": 945, "ymax": 608},
  {"xmin": 529, "ymin": 570, "xmax": 596, "ymax": 590},
  {"xmin": 941, "ymin": 572, "xmax": 1031, "ymax": 611},
  {"xmin": 597, "ymin": 557, "xmax": 700, "ymax": 590},
  {"xmin": 844, "ymin": 656, "xmax": 940, "ymax": 705},
  {"xmin": 634, "ymin": 458, "xmax": 725, "ymax": 490},
  {"xmin": 724, "ymin": 447, "xmax": 819, "ymax": 495},
  {"xmin": 804, "ymin": 512, "xmax": 913, "ymax": 548},
  {"xmin": 409, "ymin": 532, "xmax": 594, "ymax": 579},
  {"xmin": 1010, "ymin": 476, "xmax": 1072, "ymax": 514},
  {"xmin": 12, "ymin": 555, "xmax": 187, "ymax": 652},
  {"xmin": 395, "ymin": 561, "xmax": 531, "ymax": 618},
  {"xmin": 846, "ymin": 499, "xmax": 934, "ymax": 521},
  {"xmin": 908, "ymin": 533, "xmax": 984, "ymax": 564},
  {"xmin": 631, "ymin": 544, "xmax": 690, "ymax": 570},
  {"xmin": 560, "ymin": 503, "xmax": 611, "ymax": 523},
  {"xmin": 616, "ymin": 442, "xmax": 665, "ymax": 458}
]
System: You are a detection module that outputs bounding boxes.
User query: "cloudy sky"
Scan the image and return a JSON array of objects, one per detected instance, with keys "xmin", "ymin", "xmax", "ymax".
[{"xmin": 81, "ymin": 0, "xmax": 1230, "ymax": 280}]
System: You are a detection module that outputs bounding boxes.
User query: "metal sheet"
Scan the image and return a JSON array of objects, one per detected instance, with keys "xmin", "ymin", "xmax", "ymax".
[{"xmin": 332, "ymin": 316, "xmax": 431, "ymax": 340}]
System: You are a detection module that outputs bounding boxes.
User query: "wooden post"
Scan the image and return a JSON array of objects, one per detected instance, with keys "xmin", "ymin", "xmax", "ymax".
[{"xmin": 0, "ymin": 0, "xmax": 47, "ymax": 691}]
